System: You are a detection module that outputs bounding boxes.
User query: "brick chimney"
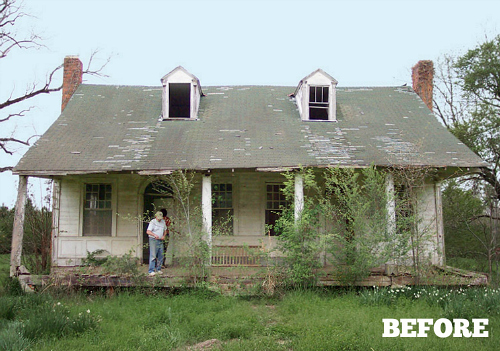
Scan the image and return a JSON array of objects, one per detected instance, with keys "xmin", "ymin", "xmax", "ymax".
[
  {"xmin": 61, "ymin": 55, "xmax": 83, "ymax": 111},
  {"xmin": 411, "ymin": 60, "xmax": 434, "ymax": 112}
]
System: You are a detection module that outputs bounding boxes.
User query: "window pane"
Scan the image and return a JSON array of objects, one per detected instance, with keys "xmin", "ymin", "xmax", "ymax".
[
  {"xmin": 309, "ymin": 107, "xmax": 328, "ymax": 120},
  {"xmin": 309, "ymin": 86, "xmax": 316, "ymax": 102},
  {"xmin": 83, "ymin": 183, "xmax": 112, "ymax": 236},
  {"xmin": 322, "ymin": 87, "xmax": 329, "ymax": 102}
]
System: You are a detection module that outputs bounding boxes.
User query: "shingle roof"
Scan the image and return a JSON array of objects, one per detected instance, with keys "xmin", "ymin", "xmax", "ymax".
[{"xmin": 13, "ymin": 84, "xmax": 487, "ymax": 176}]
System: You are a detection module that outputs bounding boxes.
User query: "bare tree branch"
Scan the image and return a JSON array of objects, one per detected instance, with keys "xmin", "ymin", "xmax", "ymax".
[
  {"xmin": 0, "ymin": 106, "xmax": 32, "ymax": 123},
  {"xmin": 0, "ymin": 2, "xmax": 111, "ymax": 173}
]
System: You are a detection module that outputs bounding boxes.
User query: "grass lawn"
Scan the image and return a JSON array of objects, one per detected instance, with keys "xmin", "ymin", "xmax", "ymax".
[{"xmin": 1, "ymin": 254, "xmax": 499, "ymax": 350}]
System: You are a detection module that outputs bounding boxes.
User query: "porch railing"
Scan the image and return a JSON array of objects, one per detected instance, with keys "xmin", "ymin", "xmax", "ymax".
[{"xmin": 211, "ymin": 245, "xmax": 261, "ymax": 266}]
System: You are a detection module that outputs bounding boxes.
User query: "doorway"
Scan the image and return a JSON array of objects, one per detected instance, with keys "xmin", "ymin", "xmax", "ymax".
[{"xmin": 143, "ymin": 182, "xmax": 174, "ymax": 264}]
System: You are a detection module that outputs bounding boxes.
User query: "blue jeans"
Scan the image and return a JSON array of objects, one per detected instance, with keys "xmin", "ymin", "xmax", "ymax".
[{"xmin": 148, "ymin": 237, "xmax": 164, "ymax": 273}]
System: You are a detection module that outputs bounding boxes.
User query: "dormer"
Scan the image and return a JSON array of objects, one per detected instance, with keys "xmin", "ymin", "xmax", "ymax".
[
  {"xmin": 293, "ymin": 69, "xmax": 338, "ymax": 121},
  {"xmin": 161, "ymin": 66, "xmax": 203, "ymax": 120}
]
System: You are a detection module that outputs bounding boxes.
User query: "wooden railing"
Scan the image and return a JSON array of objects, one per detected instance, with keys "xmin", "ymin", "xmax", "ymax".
[{"xmin": 211, "ymin": 245, "xmax": 261, "ymax": 266}]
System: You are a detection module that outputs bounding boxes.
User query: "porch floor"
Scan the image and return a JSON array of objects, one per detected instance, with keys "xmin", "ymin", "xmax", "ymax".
[{"xmin": 17, "ymin": 263, "xmax": 488, "ymax": 293}]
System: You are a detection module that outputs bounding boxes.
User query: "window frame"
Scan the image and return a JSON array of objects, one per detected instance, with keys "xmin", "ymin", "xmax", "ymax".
[
  {"xmin": 80, "ymin": 181, "xmax": 117, "ymax": 237},
  {"xmin": 168, "ymin": 82, "xmax": 191, "ymax": 119},
  {"xmin": 308, "ymin": 85, "xmax": 329, "ymax": 120},
  {"xmin": 212, "ymin": 183, "xmax": 234, "ymax": 236},
  {"xmin": 265, "ymin": 183, "xmax": 289, "ymax": 236}
]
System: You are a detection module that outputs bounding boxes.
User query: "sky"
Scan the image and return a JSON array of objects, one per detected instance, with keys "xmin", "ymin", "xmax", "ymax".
[{"xmin": 1, "ymin": 0, "xmax": 500, "ymax": 208}]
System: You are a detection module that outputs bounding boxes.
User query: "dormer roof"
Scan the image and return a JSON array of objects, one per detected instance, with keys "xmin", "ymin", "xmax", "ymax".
[
  {"xmin": 293, "ymin": 68, "xmax": 339, "ymax": 121},
  {"xmin": 160, "ymin": 66, "xmax": 203, "ymax": 119},
  {"xmin": 293, "ymin": 68, "xmax": 338, "ymax": 96},
  {"xmin": 161, "ymin": 66, "xmax": 203, "ymax": 95}
]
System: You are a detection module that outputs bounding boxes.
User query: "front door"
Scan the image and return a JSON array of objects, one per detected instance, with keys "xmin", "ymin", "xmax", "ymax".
[{"xmin": 143, "ymin": 183, "xmax": 173, "ymax": 264}]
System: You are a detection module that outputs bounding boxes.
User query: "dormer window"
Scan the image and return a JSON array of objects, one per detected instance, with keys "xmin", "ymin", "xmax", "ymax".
[
  {"xmin": 161, "ymin": 66, "xmax": 202, "ymax": 120},
  {"xmin": 169, "ymin": 83, "xmax": 191, "ymax": 118},
  {"xmin": 309, "ymin": 86, "xmax": 329, "ymax": 120},
  {"xmin": 293, "ymin": 69, "xmax": 338, "ymax": 121}
]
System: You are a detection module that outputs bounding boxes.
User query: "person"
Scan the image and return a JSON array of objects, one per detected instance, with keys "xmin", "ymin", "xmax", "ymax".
[
  {"xmin": 146, "ymin": 211, "xmax": 167, "ymax": 276},
  {"xmin": 160, "ymin": 208, "xmax": 171, "ymax": 266}
]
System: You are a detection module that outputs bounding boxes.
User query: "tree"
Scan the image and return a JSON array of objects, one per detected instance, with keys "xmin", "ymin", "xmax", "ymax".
[
  {"xmin": 0, "ymin": 204, "xmax": 14, "ymax": 253},
  {"xmin": 434, "ymin": 35, "xmax": 500, "ymax": 200},
  {"xmin": 0, "ymin": 0, "xmax": 108, "ymax": 172},
  {"xmin": 434, "ymin": 35, "xmax": 500, "ymax": 282}
]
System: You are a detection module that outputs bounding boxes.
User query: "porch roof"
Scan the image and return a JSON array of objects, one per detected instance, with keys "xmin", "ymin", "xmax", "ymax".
[{"xmin": 13, "ymin": 84, "xmax": 487, "ymax": 176}]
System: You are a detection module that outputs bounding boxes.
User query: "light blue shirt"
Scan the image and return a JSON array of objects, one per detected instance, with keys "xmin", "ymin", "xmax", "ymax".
[{"xmin": 147, "ymin": 218, "xmax": 167, "ymax": 239}]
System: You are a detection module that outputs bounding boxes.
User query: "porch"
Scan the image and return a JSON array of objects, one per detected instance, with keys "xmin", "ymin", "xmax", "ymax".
[{"xmin": 18, "ymin": 263, "xmax": 488, "ymax": 294}]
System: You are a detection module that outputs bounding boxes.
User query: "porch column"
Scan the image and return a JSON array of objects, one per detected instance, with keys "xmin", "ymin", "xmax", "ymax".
[
  {"xmin": 386, "ymin": 173, "xmax": 396, "ymax": 236},
  {"xmin": 294, "ymin": 173, "xmax": 304, "ymax": 222},
  {"xmin": 201, "ymin": 174, "xmax": 212, "ymax": 253},
  {"xmin": 10, "ymin": 175, "xmax": 28, "ymax": 277},
  {"xmin": 51, "ymin": 179, "xmax": 62, "ymax": 267},
  {"xmin": 434, "ymin": 182, "xmax": 445, "ymax": 266},
  {"xmin": 385, "ymin": 172, "xmax": 397, "ymax": 271}
]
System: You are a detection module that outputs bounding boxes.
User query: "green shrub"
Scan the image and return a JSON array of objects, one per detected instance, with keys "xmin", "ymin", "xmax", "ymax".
[
  {"xmin": 0, "ymin": 277, "xmax": 24, "ymax": 297},
  {"xmin": 101, "ymin": 251, "xmax": 139, "ymax": 276},
  {"xmin": 81, "ymin": 249, "xmax": 108, "ymax": 267}
]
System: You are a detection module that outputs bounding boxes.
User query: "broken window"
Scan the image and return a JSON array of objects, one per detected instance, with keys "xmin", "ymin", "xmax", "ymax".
[
  {"xmin": 83, "ymin": 184, "xmax": 112, "ymax": 236},
  {"xmin": 265, "ymin": 183, "xmax": 289, "ymax": 236},
  {"xmin": 169, "ymin": 83, "xmax": 191, "ymax": 118},
  {"xmin": 309, "ymin": 86, "xmax": 329, "ymax": 120},
  {"xmin": 212, "ymin": 183, "xmax": 233, "ymax": 235}
]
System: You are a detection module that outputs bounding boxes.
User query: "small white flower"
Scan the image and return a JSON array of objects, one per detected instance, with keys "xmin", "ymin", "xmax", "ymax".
[{"xmin": 87, "ymin": 309, "xmax": 90, "ymax": 314}]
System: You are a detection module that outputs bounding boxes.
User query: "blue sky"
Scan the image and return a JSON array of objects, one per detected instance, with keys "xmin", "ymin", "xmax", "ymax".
[{"xmin": 1, "ymin": 0, "xmax": 500, "ymax": 207}]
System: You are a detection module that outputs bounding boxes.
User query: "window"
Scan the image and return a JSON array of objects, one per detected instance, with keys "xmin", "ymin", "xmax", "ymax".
[
  {"xmin": 83, "ymin": 184, "xmax": 112, "ymax": 236},
  {"xmin": 309, "ymin": 86, "xmax": 329, "ymax": 120},
  {"xmin": 212, "ymin": 184, "xmax": 233, "ymax": 235},
  {"xmin": 169, "ymin": 83, "xmax": 191, "ymax": 118},
  {"xmin": 265, "ymin": 183, "xmax": 288, "ymax": 236},
  {"xmin": 395, "ymin": 184, "xmax": 414, "ymax": 235}
]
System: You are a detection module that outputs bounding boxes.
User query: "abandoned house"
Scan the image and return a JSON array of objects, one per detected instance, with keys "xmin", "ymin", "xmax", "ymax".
[{"xmin": 10, "ymin": 57, "xmax": 487, "ymax": 276}]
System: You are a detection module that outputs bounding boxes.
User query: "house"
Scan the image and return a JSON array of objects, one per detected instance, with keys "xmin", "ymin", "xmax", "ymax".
[{"xmin": 11, "ymin": 56, "xmax": 487, "ymax": 274}]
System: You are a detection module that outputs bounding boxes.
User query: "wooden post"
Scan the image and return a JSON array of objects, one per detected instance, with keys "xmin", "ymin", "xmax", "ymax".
[
  {"xmin": 10, "ymin": 175, "xmax": 28, "ymax": 277},
  {"xmin": 434, "ymin": 182, "xmax": 445, "ymax": 266},
  {"xmin": 201, "ymin": 174, "xmax": 212, "ymax": 260},
  {"xmin": 51, "ymin": 179, "xmax": 62, "ymax": 268},
  {"xmin": 294, "ymin": 173, "xmax": 304, "ymax": 222}
]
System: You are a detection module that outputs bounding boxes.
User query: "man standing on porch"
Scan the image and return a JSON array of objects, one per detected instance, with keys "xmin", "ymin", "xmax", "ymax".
[{"xmin": 146, "ymin": 211, "xmax": 167, "ymax": 276}]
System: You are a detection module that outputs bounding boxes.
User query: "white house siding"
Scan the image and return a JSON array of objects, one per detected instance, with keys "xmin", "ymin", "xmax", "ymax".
[
  {"xmin": 51, "ymin": 170, "xmax": 444, "ymax": 267},
  {"xmin": 53, "ymin": 174, "xmax": 144, "ymax": 266},
  {"xmin": 210, "ymin": 171, "xmax": 284, "ymax": 252}
]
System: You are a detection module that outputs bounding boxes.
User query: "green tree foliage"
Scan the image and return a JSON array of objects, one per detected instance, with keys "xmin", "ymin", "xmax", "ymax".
[
  {"xmin": 450, "ymin": 35, "xmax": 500, "ymax": 199},
  {"xmin": 442, "ymin": 180, "xmax": 485, "ymax": 259},
  {"xmin": 0, "ymin": 205, "xmax": 14, "ymax": 254},
  {"xmin": 322, "ymin": 167, "xmax": 392, "ymax": 284},
  {"xmin": 274, "ymin": 166, "xmax": 429, "ymax": 287},
  {"xmin": 22, "ymin": 198, "xmax": 52, "ymax": 274},
  {"xmin": 274, "ymin": 168, "xmax": 323, "ymax": 288}
]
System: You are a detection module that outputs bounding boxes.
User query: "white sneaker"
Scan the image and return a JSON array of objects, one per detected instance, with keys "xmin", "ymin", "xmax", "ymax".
[
  {"xmin": 149, "ymin": 272, "xmax": 156, "ymax": 277},
  {"xmin": 156, "ymin": 271, "xmax": 163, "ymax": 275}
]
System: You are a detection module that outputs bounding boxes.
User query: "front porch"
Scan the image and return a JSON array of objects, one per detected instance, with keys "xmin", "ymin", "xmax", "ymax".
[{"xmin": 18, "ymin": 263, "xmax": 488, "ymax": 294}]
